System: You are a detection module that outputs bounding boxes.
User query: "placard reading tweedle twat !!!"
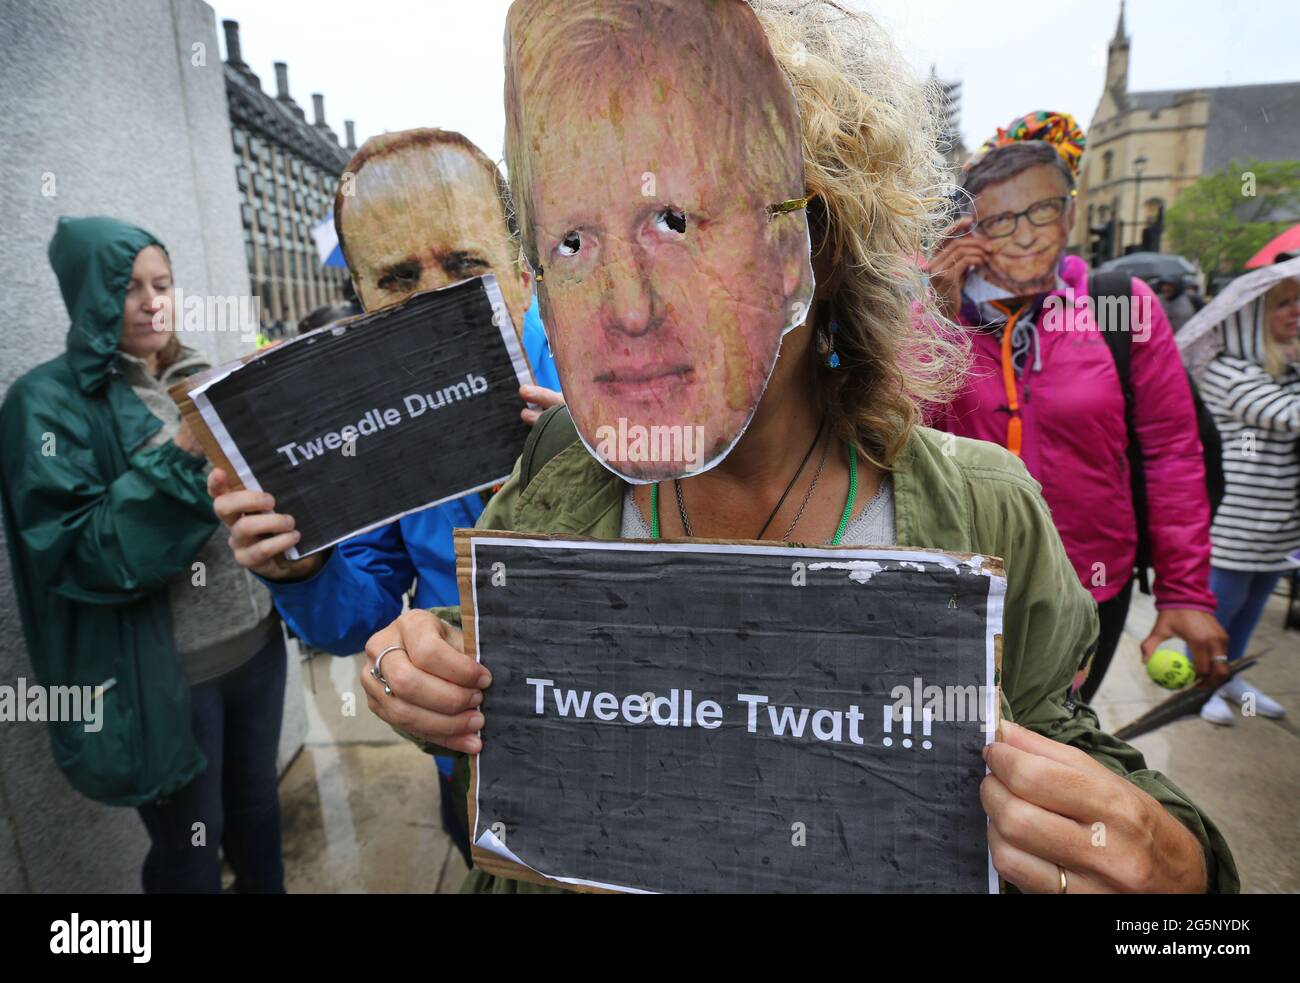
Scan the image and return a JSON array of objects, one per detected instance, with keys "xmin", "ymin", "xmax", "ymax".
[
  {"xmin": 457, "ymin": 530, "xmax": 1006, "ymax": 894},
  {"xmin": 188, "ymin": 275, "xmax": 532, "ymax": 557}
]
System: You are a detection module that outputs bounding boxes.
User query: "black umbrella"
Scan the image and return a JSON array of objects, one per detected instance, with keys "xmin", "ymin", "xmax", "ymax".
[{"xmin": 1097, "ymin": 251, "xmax": 1197, "ymax": 281}]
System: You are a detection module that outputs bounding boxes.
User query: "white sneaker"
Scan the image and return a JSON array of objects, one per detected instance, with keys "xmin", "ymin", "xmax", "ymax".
[
  {"xmin": 1219, "ymin": 677, "xmax": 1287, "ymax": 719},
  {"xmin": 1199, "ymin": 694, "xmax": 1236, "ymax": 726}
]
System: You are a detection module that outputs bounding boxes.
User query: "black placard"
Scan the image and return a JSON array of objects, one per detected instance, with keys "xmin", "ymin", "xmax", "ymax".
[
  {"xmin": 462, "ymin": 533, "xmax": 1004, "ymax": 894},
  {"xmin": 191, "ymin": 276, "xmax": 532, "ymax": 556}
]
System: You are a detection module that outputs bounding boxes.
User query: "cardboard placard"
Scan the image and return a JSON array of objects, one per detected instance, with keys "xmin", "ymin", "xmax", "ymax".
[
  {"xmin": 458, "ymin": 529, "xmax": 1005, "ymax": 894},
  {"xmin": 172, "ymin": 275, "xmax": 532, "ymax": 557}
]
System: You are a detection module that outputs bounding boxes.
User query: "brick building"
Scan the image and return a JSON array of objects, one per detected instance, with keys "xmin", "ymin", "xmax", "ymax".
[{"xmin": 221, "ymin": 20, "xmax": 356, "ymax": 328}]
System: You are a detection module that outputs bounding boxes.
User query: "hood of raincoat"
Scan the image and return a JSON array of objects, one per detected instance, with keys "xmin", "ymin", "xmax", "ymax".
[
  {"xmin": 48, "ymin": 215, "xmax": 166, "ymax": 394},
  {"xmin": 0, "ymin": 216, "xmax": 210, "ymax": 806},
  {"xmin": 1217, "ymin": 297, "xmax": 1267, "ymax": 364}
]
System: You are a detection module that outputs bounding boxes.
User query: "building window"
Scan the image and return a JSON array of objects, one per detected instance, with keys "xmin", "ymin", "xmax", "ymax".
[{"xmin": 1102, "ymin": 151, "xmax": 1114, "ymax": 182}]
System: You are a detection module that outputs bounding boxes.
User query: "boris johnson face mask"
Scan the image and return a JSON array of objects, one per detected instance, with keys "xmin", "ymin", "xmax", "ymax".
[{"xmin": 505, "ymin": 0, "xmax": 814, "ymax": 482}]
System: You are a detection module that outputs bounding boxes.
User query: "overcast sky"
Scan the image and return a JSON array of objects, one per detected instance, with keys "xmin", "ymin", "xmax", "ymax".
[{"xmin": 212, "ymin": 0, "xmax": 1300, "ymax": 165}]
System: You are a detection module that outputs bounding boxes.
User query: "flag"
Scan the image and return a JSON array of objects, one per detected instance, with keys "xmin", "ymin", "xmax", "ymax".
[{"xmin": 311, "ymin": 213, "xmax": 347, "ymax": 269}]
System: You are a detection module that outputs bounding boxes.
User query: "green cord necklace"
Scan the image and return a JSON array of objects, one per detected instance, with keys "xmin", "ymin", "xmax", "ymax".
[{"xmin": 650, "ymin": 441, "xmax": 858, "ymax": 544}]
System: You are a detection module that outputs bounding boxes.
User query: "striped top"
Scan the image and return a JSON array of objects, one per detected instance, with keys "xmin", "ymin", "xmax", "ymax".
[{"xmin": 1198, "ymin": 298, "xmax": 1300, "ymax": 571}]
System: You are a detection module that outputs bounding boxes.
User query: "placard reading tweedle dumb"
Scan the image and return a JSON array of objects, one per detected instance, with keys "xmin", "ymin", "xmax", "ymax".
[
  {"xmin": 186, "ymin": 275, "xmax": 532, "ymax": 557},
  {"xmin": 458, "ymin": 530, "xmax": 1005, "ymax": 894}
]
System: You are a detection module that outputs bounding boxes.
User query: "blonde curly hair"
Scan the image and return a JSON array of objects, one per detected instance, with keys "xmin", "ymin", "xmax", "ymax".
[{"xmin": 751, "ymin": 0, "xmax": 968, "ymax": 468}]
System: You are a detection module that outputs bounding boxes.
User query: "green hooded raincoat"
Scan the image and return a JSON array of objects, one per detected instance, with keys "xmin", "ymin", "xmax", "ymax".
[{"xmin": 0, "ymin": 217, "xmax": 213, "ymax": 806}]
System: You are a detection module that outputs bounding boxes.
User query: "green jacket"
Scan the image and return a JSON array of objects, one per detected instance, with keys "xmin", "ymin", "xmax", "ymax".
[
  {"xmin": 0, "ymin": 217, "xmax": 212, "ymax": 806},
  {"xmin": 433, "ymin": 422, "xmax": 1238, "ymax": 893}
]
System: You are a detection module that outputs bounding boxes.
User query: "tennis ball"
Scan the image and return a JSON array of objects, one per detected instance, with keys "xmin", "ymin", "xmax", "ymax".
[{"xmin": 1147, "ymin": 647, "xmax": 1195, "ymax": 690}]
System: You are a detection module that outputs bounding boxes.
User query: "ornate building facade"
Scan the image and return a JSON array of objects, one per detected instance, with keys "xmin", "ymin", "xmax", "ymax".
[
  {"xmin": 1072, "ymin": 2, "xmax": 1300, "ymax": 265},
  {"xmin": 222, "ymin": 20, "xmax": 356, "ymax": 328}
]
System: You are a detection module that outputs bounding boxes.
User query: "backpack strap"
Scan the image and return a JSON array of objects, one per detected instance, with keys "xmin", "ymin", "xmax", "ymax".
[
  {"xmin": 1091, "ymin": 270, "xmax": 1136, "ymax": 388},
  {"xmin": 519, "ymin": 403, "xmax": 579, "ymax": 492},
  {"xmin": 1090, "ymin": 270, "xmax": 1153, "ymax": 594}
]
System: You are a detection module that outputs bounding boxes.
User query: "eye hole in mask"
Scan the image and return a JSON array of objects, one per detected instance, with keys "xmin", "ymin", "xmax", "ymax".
[
  {"xmin": 654, "ymin": 207, "xmax": 687, "ymax": 235},
  {"xmin": 558, "ymin": 231, "xmax": 582, "ymax": 256}
]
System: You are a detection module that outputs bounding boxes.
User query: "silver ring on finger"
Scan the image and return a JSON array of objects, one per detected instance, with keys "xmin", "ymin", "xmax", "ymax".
[{"xmin": 372, "ymin": 644, "xmax": 404, "ymax": 697}]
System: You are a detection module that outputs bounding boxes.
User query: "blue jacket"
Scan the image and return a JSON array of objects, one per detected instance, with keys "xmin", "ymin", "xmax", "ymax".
[
  {"xmin": 267, "ymin": 493, "xmax": 483, "ymax": 656},
  {"xmin": 522, "ymin": 299, "xmax": 560, "ymax": 391},
  {"xmin": 266, "ymin": 296, "xmax": 559, "ymax": 655}
]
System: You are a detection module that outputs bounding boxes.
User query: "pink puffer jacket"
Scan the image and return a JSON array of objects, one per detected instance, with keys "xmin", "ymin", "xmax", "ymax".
[{"xmin": 928, "ymin": 255, "xmax": 1216, "ymax": 611}]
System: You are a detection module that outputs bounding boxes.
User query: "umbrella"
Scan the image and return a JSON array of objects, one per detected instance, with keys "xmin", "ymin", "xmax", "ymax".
[
  {"xmin": 1245, "ymin": 224, "xmax": 1300, "ymax": 269},
  {"xmin": 1097, "ymin": 251, "xmax": 1196, "ymax": 281},
  {"xmin": 1177, "ymin": 255, "xmax": 1300, "ymax": 380},
  {"xmin": 311, "ymin": 212, "xmax": 348, "ymax": 270}
]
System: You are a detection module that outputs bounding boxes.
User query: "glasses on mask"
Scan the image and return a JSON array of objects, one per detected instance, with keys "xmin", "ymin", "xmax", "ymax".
[{"xmin": 973, "ymin": 196, "xmax": 1068, "ymax": 239}]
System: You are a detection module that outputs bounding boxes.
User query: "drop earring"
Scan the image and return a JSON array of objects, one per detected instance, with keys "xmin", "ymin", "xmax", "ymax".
[{"xmin": 826, "ymin": 320, "xmax": 841, "ymax": 369}]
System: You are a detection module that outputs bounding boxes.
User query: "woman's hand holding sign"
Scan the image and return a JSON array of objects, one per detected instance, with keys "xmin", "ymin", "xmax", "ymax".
[
  {"xmin": 982, "ymin": 721, "xmax": 1207, "ymax": 893},
  {"xmin": 209, "ymin": 467, "xmax": 326, "ymax": 581},
  {"xmin": 361, "ymin": 609, "xmax": 488, "ymax": 754}
]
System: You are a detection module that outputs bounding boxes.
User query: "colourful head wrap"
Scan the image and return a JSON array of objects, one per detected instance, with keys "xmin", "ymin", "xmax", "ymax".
[{"xmin": 962, "ymin": 110, "xmax": 1086, "ymax": 178}]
